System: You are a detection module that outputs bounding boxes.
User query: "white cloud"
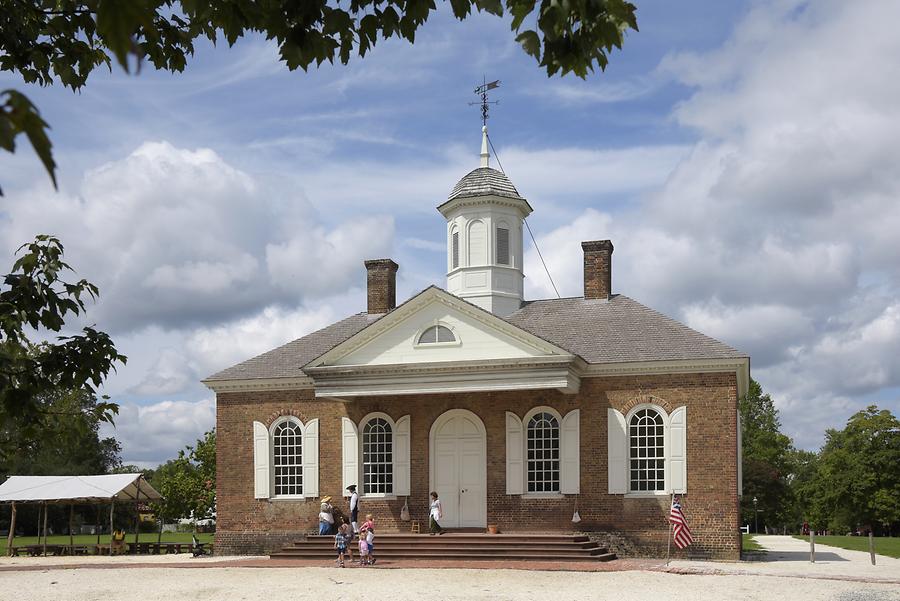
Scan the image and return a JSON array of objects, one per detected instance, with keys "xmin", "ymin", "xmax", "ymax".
[
  {"xmin": 523, "ymin": 0, "xmax": 900, "ymax": 448},
  {"xmin": 104, "ymin": 398, "xmax": 216, "ymax": 466},
  {"xmin": 0, "ymin": 141, "xmax": 395, "ymax": 333}
]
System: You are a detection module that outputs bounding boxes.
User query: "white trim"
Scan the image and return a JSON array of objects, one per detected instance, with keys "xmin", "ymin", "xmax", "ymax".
[
  {"xmin": 394, "ymin": 415, "xmax": 411, "ymax": 497},
  {"xmin": 624, "ymin": 404, "xmax": 670, "ymax": 495},
  {"xmin": 669, "ymin": 406, "xmax": 687, "ymax": 494},
  {"xmin": 412, "ymin": 321, "xmax": 461, "ymax": 348},
  {"xmin": 269, "ymin": 416, "xmax": 305, "ymax": 499},
  {"xmin": 307, "ymin": 356, "xmax": 581, "ymax": 397},
  {"xmin": 505, "ymin": 412, "xmax": 524, "ymax": 495},
  {"xmin": 437, "ymin": 195, "xmax": 533, "ymax": 219},
  {"xmin": 341, "ymin": 417, "xmax": 359, "ymax": 495},
  {"xmin": 252, "ymin": 421, "xmax": 270, "ymax": 499},
  {"xmin": 560, "ymin": 409, "xmax": 580, "ymax": 494},
  {"xmin": 429, "ymin": 409, "xmax": 487, "ymax": 528},
  {"xmin": 358, "ymin": 412, "xmax": 397, "ymax": 497},
  {"xmin": 522, "ymin": 406, "xmax": 563, "ymax": 494},
  {"xmin": 582, "ymin": 358, "xmax": 750, "ymax": 399},
  {"xmin": 302, "ymin": 418, "xmax": 319, "ymax": 498},
  {"xmin": 737, "ymin": 409, "xmax": 743, "ymax": 498},
  {"xmin": 306, "ymin": 287, "xmax": 572, "ymax": 369},
  {"xmin": 203, "ymin": 376, "xmax": 314, "ymax": 393},
  {"xmin": 607, "ymin": 408, "xmax": 627, "ymax": 494}
]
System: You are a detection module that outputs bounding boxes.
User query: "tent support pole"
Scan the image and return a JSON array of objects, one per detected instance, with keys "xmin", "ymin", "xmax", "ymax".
[
  {"xmin": 95, "ymin": 505, "xmax": 100, "ymax": 545},
  {"xmin": 6, "ymin": 502, "xmax": 16, "ymax": 556},
  {"xmin": 109, "ymin": 500, "xmax": 115, "ymax": 548},
  {"xmin": 42, "ymin": 502, "xmax": 48, "ymax": 556},
  {"xmin": 69, "ymin": 504, "xmax": 75, "ymax": 552},
  {"xmin": 133, "ymin": 478, "xmax": 142, "ymax": 549}
]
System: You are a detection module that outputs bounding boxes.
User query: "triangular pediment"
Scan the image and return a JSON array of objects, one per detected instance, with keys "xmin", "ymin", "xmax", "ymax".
[{"xmin": 306, "ymin": 287, "xmax": 573, "ymax": 369}]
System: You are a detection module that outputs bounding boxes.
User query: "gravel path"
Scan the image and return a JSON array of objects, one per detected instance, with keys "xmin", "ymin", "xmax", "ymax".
[{"xmin": 1, "ymin": 566, "xmax": 898, "ymax": 601}]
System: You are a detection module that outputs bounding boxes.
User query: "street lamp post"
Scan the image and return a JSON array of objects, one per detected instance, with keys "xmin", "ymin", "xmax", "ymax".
[{"xmin": 753, "ymin": 496, "xmax": 759, "ymax": 534}]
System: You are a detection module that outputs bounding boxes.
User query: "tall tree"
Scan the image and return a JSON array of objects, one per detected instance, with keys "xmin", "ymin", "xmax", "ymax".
[
  {"xmin": 740, "ymin": 379, "xmax": 795, "ymax": 531},
  {"xmin": 0, "ymin": 235, "xmax": 125, "ymax": 460},
  {"xmin": 0, "ymin": 386, "xmax": 122, "ymax": 535},
  {"xmin": 812, "ymin": 406, "xmax": 900, "ymax": 535},
  {"xmin": 150, "ymin": 429, "xmax": 216, "ymax": 529},
  {"xmin": 0, "ymin": 0, "xmax": 638, "ymax": 191}
]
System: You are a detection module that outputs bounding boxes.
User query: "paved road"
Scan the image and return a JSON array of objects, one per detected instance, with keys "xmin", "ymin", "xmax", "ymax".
[{"xmin": 667, "ymin": 535, "xmax": 900, "ymax": 584}]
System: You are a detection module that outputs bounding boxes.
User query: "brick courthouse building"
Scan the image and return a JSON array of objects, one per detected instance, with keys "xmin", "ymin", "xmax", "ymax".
[{"xmin": 205, "ymin": 128, "xmax": 750, "ymax": 559}]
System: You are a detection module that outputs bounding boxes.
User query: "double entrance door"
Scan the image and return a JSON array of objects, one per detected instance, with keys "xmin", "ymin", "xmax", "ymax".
[{"xmin": 430, "ymin": 410, "xmax": 486, "ymax": 528}]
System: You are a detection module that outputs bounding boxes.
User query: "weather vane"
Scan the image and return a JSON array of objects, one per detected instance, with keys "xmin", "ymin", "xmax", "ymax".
[{"xmin": 470, "ymin": 77, "xmax": 500, "ymax": 126}]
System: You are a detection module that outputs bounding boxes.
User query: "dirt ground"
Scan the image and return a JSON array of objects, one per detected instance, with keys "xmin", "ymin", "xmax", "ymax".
[{"xmin": 1, "ymin": 565, "xmax": 899, "ymax": 601}]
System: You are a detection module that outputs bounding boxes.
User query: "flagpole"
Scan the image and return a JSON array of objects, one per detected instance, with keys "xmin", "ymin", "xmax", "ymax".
[{"xmin": 666, "ymin": 490, "xmax": 674, "ymax": 566}]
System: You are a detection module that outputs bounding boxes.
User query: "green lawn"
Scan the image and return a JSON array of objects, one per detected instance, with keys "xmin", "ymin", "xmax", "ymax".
[
  {"xmin": 742, "ymin": 533, "xmax": 764, "ymax": 552},
  {"xmin": 791, "ymin": 535, "xmax": 900, "ymax": 559},
  {"xmin": 1, "ymin": 532, "xmax": 213, "ymax": 555}
]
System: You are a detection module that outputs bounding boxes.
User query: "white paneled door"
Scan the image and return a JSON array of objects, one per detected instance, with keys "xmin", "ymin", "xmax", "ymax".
[{"xmin": 430, "ymin": 410, "xmax": 487, "ymax": 528}]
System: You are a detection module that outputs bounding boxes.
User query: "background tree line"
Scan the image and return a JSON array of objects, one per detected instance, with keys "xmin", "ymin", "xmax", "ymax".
[{"xmin": 740, "ymin": 380, "xmax": 900, "ymax": 536}]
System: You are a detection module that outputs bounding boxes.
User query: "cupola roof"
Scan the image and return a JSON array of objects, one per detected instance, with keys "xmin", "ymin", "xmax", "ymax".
[{"xmin": 447, "ymin": 166, "xmax": 524, "ymax": 202}]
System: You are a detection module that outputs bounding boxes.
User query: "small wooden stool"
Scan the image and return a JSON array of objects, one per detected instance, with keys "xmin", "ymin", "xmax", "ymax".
[{"xmin": 410, "ymin": 520, "xmax": 421, "ymax": 534}]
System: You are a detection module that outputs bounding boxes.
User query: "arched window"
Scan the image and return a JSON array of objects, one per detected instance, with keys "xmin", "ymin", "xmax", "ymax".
[
  {"xmin": 362, "ymin": 417, "xmax": 393, "ymax": 495},
  {"xmin": 272, "ymin": 419, "xmax": 303, "ymax": 496},
  {"xmin": 526, "ymin": 411, "xmax": 560, "ymax": 493},
  {"xmin": 629, "ymin": 408, "xmax": 665, "ymax": 492},
  {"xmin": 418, "ymin": 325, "xmax": 456, "ymax": 344}
]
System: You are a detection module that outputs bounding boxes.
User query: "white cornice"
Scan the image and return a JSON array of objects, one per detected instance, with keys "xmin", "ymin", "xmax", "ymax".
[
  {"xmin": 309, "ymin": 357, "xmax": 581, "ymax": 397},
  {"xmin": 203, "ymin": 357, "xmax": 749, "ymax": 399},
  {"xmin": 202, "ymin": 376, "xmax": 314, "ymax": 393},
  {"xmin": 437, "ymin": 195, "xmax": 533, "ymax": 219},
  {"xmin": 582, "ymin": 357, "xmax": 751, "ymax": 398}
]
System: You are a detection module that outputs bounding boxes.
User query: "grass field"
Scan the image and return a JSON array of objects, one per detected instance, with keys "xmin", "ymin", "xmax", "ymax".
[
  {"xmin": 742, "ymin": 534, "xmax": 764, "ymax": 552},
  {"xmin": 791, "ymin": 535, "xmax": 900, "ymax": 559},
  {"xmin": 1, "ymin": 532, "xmax": 214, "ymax": 555}
]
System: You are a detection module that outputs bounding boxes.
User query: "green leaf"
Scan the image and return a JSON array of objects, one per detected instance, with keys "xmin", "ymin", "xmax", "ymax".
[
  {"xmin": 96, "ymin": 0, "xmax": 153, "ymax": 71},
  {"xmin": 515, "ymin": 30, "xmax": 541, "ymax": 59}
]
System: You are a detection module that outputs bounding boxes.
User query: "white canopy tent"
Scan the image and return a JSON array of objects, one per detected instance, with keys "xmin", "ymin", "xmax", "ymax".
[
  {"xmin": 0, "ymin": 474, "xmax": 162, "ymax": 503},
  {"xmin": 0, "ymin": 474, "xmax": 162, "ymax": 556}
]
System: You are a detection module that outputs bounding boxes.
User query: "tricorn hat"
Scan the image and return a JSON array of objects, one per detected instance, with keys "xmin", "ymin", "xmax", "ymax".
[
  {"xmin": 346, "ymin": 484, "xmax": 357, "ymax": 491},
  {"xmin": 321, "ymin": 495, "xmax": 332, "ymax": 503}
]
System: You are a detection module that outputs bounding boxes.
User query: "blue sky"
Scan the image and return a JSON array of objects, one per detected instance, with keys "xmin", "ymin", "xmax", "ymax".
[{"xmin": 3, "ymin": 0, "xmax": 900, "ymax": 466}]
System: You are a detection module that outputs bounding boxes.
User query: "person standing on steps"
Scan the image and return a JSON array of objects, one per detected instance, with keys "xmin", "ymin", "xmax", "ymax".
[
  {"xmin": 429, "ymin": 491, "xmax": 444, "ymax": 535},
  {"xmin": 318, "ymin": 495, "xmax": 334, "ymax": 535},
  {"xmin": 347, "ymin": 484, "xmax": 360, "ymax": 539}
]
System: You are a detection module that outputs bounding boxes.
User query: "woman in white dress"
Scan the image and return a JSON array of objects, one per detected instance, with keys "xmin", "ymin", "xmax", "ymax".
[{"xmin": 429, "ymin": 491, "xmax": 445, "ymax": 535}]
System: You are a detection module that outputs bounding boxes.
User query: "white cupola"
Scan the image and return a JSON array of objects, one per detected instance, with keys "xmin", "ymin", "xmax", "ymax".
[{"xmin": 437, "ymin": 126, "xmax": 533, "ymax": 316}]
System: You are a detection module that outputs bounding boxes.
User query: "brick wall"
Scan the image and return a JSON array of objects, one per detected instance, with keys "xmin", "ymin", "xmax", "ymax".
[{"xmin": 215, "ymin": 372, "xmax": 739, "ymax": 559}]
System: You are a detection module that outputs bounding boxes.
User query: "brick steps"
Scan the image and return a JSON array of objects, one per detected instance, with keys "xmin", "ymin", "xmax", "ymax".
[{"xmin": 270, "ymin": 534, "xmax": 616, "ymax": 562}]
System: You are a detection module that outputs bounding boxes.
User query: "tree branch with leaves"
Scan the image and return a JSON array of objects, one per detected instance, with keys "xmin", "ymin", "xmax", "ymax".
[{"xmin": 0, "ymin": 0, "xmax": 638, "ymax": 192}]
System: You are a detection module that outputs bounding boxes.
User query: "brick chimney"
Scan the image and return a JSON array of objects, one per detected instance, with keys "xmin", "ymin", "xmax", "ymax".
[
  {"xmin": 364, "ymin": 259, "xmax": 399, "ymax": 314},
  {"xmin": 581, "ymin": 240, "xmax": 614, "ymax": 300}
]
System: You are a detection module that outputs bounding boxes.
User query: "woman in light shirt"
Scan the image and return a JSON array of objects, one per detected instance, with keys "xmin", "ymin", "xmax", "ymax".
[{"xmin": 429, "ymin": 491, "xmax": 445, "ymax": 535}]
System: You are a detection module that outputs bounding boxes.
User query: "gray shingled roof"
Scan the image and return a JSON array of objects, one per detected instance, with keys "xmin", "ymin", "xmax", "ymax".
[
  {"xmin": 205, "ymin": 313, "xmax": 374, "ymax": 381},
  {"xmin": 447, "ymin": 167, "xmax": 524, "ymax": 201},
  {"xmin": 505, "ymin": 295, "xmax": 746, "ymax": 364},
  {"xmin": 205, "ymin": 292, "xmax": 745, "ymax": 383}
]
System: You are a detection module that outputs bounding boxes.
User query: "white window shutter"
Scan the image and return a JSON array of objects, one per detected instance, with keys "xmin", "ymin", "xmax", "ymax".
[
  {"xmin": 252, "ymin": 421, "xmax": 270, "ymax": 499},
  {"xmin": 737, "ymin": 409, "xmax": 743, "ymax": 497},
  {"xmin": 669, "ymin": 407, "xmax": 687, "ymax": 494},
  {"xmin": 394, "ymin": 415, "xmax": 411, "ymax": 496},
  {"xmin": 607, "ymin": 409, "xmax": 627, "ymax": 494},
  {"xmin": 561, "ymin": 409, "xmax": 580, "ymax": 494},
  {"xmin": 342, "ymin": 418, "xmax": 359, "ymax": 493},
  {"xmin": 303, "ymin": 419, "xmax": 319, "ymax": 498},
  {"xmin": 505, "ymin": 412, "xmax": 524, "ymax": 495}
]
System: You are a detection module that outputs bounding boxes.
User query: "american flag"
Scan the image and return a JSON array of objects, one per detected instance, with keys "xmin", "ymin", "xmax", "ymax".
[{"xmin": 669, "ymin": 497, "xmax": 693, "ymax": 549}]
